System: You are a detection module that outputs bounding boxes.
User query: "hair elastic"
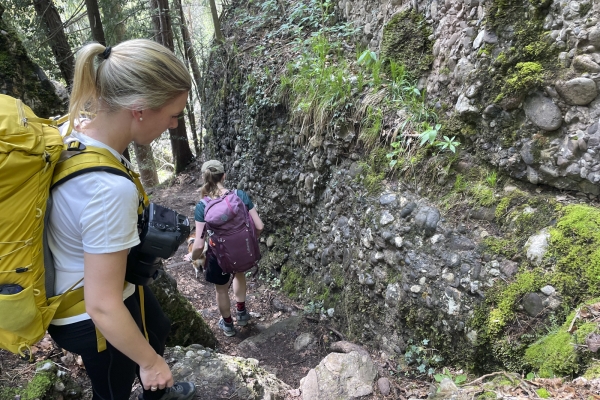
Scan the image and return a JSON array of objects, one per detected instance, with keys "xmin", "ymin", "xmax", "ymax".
[{"xmin": 101, "ymin": 46, "xmax": 112, "ymax": 60}]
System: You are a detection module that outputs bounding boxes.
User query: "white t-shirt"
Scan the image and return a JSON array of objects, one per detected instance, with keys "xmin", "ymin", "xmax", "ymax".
[{"xmin": 49, "ymin": 131, "xmax": 139, "ymax": 325}]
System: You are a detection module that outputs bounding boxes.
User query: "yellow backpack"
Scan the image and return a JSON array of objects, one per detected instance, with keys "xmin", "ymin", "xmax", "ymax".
[{"xmin": 0, "ymin": 94, "xmax": 148, "ymax": 359}]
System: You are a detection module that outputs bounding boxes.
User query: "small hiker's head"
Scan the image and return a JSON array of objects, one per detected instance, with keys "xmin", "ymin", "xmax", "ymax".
[
  {"xmin": 200, "ymin": 160, "xmax": 225, "ymax": 198},
  {"xmin": 68, "ymin": 39, "xmax": 191, "ymax": 134}
]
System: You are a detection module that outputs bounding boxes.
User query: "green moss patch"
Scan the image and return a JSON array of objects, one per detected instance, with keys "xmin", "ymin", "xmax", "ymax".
[
  {"xmin": 380, "ymin": 11, "xmax": 433, "ymax": 75},
  {"xmin": 524, "ymin": 303, "xmax": 599, "ymax": 378},
  {"xmin": 548, "ymin": 205, "xmax": 600, "ymax": 302}
]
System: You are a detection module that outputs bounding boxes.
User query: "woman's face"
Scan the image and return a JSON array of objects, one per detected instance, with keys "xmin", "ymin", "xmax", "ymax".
[{"xmin": 135, "ymin": 91, "xmax": 189, "ymax": 145}]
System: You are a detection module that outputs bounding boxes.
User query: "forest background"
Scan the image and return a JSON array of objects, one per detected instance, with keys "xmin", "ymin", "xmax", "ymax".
[{"xmin": 3, "ymin": 0, "xmax": 220, "ymax": 183}]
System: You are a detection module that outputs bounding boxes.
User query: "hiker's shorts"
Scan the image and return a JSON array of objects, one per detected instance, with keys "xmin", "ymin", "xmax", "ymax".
[{"xmin": 205, "ymin": 254, "xmax": 231, "ymax": 286}]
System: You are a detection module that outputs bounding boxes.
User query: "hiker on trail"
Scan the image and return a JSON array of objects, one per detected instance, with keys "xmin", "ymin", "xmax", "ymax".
[
  {"xmin": 46, "ymin": 39, "xmax": 196, "ymax": 400},
  {"xmin": 186, "ymin": 160, "xmax": 264, "ymax": 337}
]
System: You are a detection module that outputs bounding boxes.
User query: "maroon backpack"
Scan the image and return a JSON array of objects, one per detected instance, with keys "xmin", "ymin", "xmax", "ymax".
[{"xmin": 201, "ymin": 190, "xmax": 261, "ymax": 274}]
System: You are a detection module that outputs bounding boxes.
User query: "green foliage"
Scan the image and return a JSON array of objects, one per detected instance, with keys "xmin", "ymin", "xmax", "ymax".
[
  {"xmin": 495, "ymin": 61, "xmax": 545, "ymax": 102},
  {"xmin": 279, "ymin": 33, "xmax": 354, "ymax": 138},
  {"xmin": 486, "ymin": 270, "xmax": 543, "ymax": 336},
  {"xmin": 401, "ymin": 338, "xmax": 444, "ymax": 376},
  {"xmin": 583, "ymin": 361, "xmax": 600, "ymax": 379},
  {"xmin": 358, "ymin": 148, "xmax": 388, "ymax": 194},
  {"xmin": 357, "ymin": 48, "xmax": 377, "ymax": 68},
  {"xmin": 304, "ymin": 299, "xmax": 325, "ymax": 315},
  {"xmin": 435, "ymin": 135, "xmax": 460, "ymax": 153},
  {"xmin": 524, "ymin": 303, "xmax": 599, "ymax": 378},
  {"xmin": 485, "ymin": 171, "xmax": 498, "ymax": 187},
  {"xmin": 433, "ymin": 368, "xmax": 467, "ymax": 386},
  {"xmin": 360, "ymin": 106, "xmax": 383, "ymax": 148},
  {"xmin": 548, "ymin": 205, "xmax": 600, "ymax": 300},
  {"xmin": 469, "ymin": 183, "xmax": 496, "ymax": 206},
  {"xmin": 419, "ymin": 123, "xmax": 441, "ymax": 146},
  {"xmin": 536, "ymin": 388, "xmax": 551, "ymax": 398}
]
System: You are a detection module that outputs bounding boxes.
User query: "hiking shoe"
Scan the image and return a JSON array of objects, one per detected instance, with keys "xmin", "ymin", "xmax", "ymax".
[
  {"xmin": 236, "ymin": 309, "xmax": 251, "ymax": 326},
  {"xmin": 218, "ymin": 318, "xmax": 236, "ymax": 336},
  {"xmin": 161, "ymin": 382, "xmax": 196, "ymax": 400},
  {"xmin": 138, "ymin": 382, "xmax": 196, "ymax": 400}
]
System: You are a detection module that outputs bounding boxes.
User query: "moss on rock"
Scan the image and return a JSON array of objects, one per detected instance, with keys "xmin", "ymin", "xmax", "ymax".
[{"xmin": 380, "ymin": 11, "xmax": 433, "ymax": 76}]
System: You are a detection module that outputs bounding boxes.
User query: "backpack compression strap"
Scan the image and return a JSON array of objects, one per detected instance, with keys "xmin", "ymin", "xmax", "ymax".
[{"xmin": 52, "ymin": 142, "xmax": 150, "ymax": 212}]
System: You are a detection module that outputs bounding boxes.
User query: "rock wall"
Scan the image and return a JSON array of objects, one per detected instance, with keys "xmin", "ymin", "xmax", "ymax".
[
  {"xmin": 341, "ymin": 0, "xmax": 600, "ymax": 195},
  {"xmin": 201, "ymin": 0, "xmax": 600, "ymax": 372},
  {"xmin": 0, "ymin": 4, "xmax": 65, "ymax": 115}
]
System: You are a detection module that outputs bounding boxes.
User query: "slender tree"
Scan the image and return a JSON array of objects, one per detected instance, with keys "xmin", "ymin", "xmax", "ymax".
[
  {"xmin": 208, "ymin": 0, "xmax": 223, "ymax": 43},
  {"xmin": 149, "ymin": 0, "xmax": 194, "ymax": 173},
  {"xmin": 32, "ymin": 0, "xmax": 75, "ymax": 85},
  {"xmin": 174, "ymin": 0, "xmax": 201, "ymax": 155},
  {"xmin": 84, "ymin": 0, "xmax": 106, "ymax": 45}
]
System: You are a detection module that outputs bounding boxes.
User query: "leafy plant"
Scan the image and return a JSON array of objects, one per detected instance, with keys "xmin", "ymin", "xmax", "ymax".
[
  {"xmin": 435, "ymin": 135, "xmax": 460, "ymax": 153},
  {"xmin": 402, "ymin": 339, "xmax": 444, "ymax": 375},
  {"xmin": 419, "ymin": 123, "xmax": 441, "ymax": 146},
  {"xmin": 486, "ymin": 171, "xmax": 498, "ymax": 187},
  {"xmin": 433, "ymin": 368, "xmax": 467, "ymax": 386},
  {"xmin": 304, "ymin": 299, "xmax": 324, "ymax": 315},
  {"xmin": 357, "ymin": 49, "xmax": 377, "ymax": 68}
]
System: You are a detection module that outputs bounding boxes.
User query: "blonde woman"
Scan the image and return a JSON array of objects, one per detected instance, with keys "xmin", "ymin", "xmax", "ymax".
[{"xmin": 47, "ymin": 39, "xmax": 195, "ymax": 400}]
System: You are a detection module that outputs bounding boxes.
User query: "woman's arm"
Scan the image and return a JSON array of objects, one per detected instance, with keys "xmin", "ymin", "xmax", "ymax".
[
  {"xmin": 191, "ymin": 221, "xmax": 206, "ymax": 260},
  {"xmin": 84, "ymin": 250, "xmax": 174, "ymax": 390},
  {"xmin": 249, "ymin": 208, "xmax": 264, "ymax": 236}
]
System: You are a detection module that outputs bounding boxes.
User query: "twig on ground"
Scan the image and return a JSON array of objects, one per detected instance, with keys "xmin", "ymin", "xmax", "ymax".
[
  {"xmin": 326, "ymin": 326, "xmax": 345, "ymax": 341},
  {"xmin": 466, "ymin": 371, "xmax": 509, "ymax": 385}
]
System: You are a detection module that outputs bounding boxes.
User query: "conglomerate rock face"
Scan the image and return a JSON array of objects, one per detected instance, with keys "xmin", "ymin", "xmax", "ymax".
[
  {"xmin": 0, "ymin": 5, "xmax": 65, "ymax": 116},
  {"xmin": 201, "ymin": 0, "xmax": 600, "ymax": 371}
]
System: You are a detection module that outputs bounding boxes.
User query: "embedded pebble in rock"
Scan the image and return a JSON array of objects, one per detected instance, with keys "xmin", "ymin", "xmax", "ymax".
[
  {"xmin": 541, "ymin": 285, "xmax": 556, "ymax": 296},
  {"xmin": 523, "ymin": 93, "xmax": 563, "ymax": 131},
  {"xmin": 380, "ymin": 211, "xmax": 394, "ymax": 226},
  {"xmin": 556, "ymin": 78, "xmax": 598, "ymax": 106}
]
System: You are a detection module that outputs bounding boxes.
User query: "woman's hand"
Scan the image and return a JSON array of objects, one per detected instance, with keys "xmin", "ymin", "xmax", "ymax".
[
  {"xmin": 183, "ymin": 252, "xmax": 192, "ymax": 262},
  {"xmin": 139, "ymin": 354, "xmax": 174, "ymax": 391}
]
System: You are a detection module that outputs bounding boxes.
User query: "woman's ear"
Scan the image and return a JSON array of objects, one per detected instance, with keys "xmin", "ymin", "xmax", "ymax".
[{"xmin": 132, "ymin": 109, "xmax": 143, "ymax": 122}]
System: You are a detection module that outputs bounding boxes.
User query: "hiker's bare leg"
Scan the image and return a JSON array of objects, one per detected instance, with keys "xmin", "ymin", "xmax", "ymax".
[
  {"xmin": 215, "ymin": 283, "xmax": 231, "ymax": 317},
  {"xmin": 233, "ymin": 272, "xmax": 247, "ymax": 303}
]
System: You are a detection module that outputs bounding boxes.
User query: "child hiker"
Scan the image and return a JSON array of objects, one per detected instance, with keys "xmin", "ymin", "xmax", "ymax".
[{"xmin": 187, "ymin": 160, "xmax": 264, "ymax": 336}]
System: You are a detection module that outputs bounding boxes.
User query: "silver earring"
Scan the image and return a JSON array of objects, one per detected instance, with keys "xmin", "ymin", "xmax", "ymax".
[{"xmin": 139, "ymin": 117, "xmax": 143, "ymax": 121}]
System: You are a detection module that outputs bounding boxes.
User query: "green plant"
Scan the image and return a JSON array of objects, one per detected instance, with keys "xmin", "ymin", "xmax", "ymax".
[
  {"xmin": 486, "ymin": 171, "xmax": 498, "ymax": 187},
  {"xmin": 433, "ymin": 368, "xmax": 467, "ymax": 387},
  {"xmin": 435, "ymin": 135, "xmax": 460, "ymax": 153},
  {"xmin": 304, "ymin": 299, "xmax": 324, "ymax": 315},
  {"xmin": 536, "ymin": 388, "xmax": 550, "ymax": 398},
  {"xmin": 419, "ymin": 123, "xmax": 441, "ymax": 146},
  {"xmin": 402, "ymin": 339, "xmax": 444, "ymax": 375},
  {"xmin": 357, "ymin": 49, "xmax": 377, "ymax": 67}
]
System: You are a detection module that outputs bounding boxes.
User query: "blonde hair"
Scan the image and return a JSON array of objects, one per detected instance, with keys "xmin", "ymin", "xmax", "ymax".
[
  {"xmin": 201, "ymin": 169, "xmax": 225, "ymax": 199},
  {"xmin": 68, "ymin": 39, "xmax": 191, "ymax": 130}
]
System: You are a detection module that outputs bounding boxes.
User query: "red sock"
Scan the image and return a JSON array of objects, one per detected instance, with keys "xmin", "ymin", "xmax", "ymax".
[
  {"xmin": 236, "ymin": 302, "xmax": 246, "ymax": 311},
  {"xmin": 223, "ymin": 316, "xmax": 233, "ymax": 323}
]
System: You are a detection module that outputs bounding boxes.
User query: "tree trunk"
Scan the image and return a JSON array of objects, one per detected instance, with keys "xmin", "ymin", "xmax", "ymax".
[
  {"xmin": 208, "ymin": 0, "xmax": 224, "ymax": 43},
  {"xmin": 186, "ymin": 94, "xmax": 200, "ymax": 156},
  {"xmin": 84, "ymin": 0, "xmax": 106, "ymax": 45},
  {"xmin": 33, "ymin": 0, "xmax": 75, "ymax": 86},
  {"xmin": 133, "ymin": 143, "xmax": 159, "ymax": 187},
  {"xmin": 174, "ymin": 0, "xmax": 201, "ymax": 156},
  {"xmin": 150, "ymin": 0, "xmax": 194, "ymax": 174}
]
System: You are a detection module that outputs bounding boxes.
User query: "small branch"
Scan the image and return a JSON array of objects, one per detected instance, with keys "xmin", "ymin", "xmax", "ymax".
[
  {"xmin": 326, "ymin": 326, "xmax": 346, "ymax": 341},
  {"xmin": 466, "ymin": 371, "xmax": 508, "ymax": 385}
]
